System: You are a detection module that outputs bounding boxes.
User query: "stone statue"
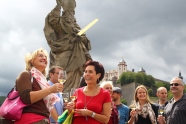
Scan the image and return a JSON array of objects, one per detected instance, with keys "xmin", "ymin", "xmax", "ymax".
[{"xmin": 44, "ymin": 0, "xmax": 92, "ymax": 92}]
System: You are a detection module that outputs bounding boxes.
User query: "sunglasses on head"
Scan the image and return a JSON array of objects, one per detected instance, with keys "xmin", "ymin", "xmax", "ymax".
[{"xmin": 170, "ymin": 83, "xmax": 182, "ymax": 86}]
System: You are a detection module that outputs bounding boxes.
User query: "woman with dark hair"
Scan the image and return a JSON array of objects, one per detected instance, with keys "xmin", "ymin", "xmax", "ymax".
[{"xmin": 66, "ymin": 60, "xmax": 111, "ymax": 124}]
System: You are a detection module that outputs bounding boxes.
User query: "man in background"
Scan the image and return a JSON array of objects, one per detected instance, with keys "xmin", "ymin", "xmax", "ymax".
[
  {"xmin": 158, "ymin": 77, "xmax": 186, "ymax": 124},
  {"xmin": 156, "ymin": 87, "xmax": 168, "ymax": 107},
  {"xmin": 112, "ymin": 87, "xmax": 129, "ymax": 124},
  {"xmin": 48, "ymin": 66, "xmax": 64, "ymax": 123}
]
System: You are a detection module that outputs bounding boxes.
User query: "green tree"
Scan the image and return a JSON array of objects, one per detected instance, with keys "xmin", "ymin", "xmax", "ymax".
[
  {"xmin": 167, "ymin": 91, "xmax": 173, "ymax": 100},
  {"xmin": 145, "ymin": 75, "xmax": 155, "ymax": 87},
  {"xmin": 135, "ymin": 73, "xmax": 145, "ymax": 85},
  {"xmin": 121, "ymin": 98, "xmax": 127, "ymax": 105},
  {"xmin": 118, "ymin": 72, "xmax": 155, "ymax": 88},
  {"xmin": 154, "ymin": 81, "xmax": 170, "ymax": 91},
  {"xmin": 119, "ymin": 72, "xmax": 135, "ymax": 85},
  {"xmin": 154, "ymin": 81, "xmax": 164, "ymax": 88},
  {"xmin": 148, "ymin": 89, "xmax": 153, "ymax": 96}
]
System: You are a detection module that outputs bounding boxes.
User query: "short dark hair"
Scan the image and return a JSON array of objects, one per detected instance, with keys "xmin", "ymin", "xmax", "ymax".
[
  {"xmin": 84, "ymin": 60, "xmax": 105, "ymax": 84},
  {"xmin": 48, "ymin": 66, "xmax": 63, "ymax": 78}
]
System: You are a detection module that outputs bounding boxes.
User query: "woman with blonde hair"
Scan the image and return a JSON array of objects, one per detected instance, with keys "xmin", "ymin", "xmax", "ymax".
[
  {"xmin": 14, "ymin": 48, "xmax": 63, "ymax": 124},
  {"xmin": 128, "ymin": 85, "xmax": 158, "ymax": 124}
]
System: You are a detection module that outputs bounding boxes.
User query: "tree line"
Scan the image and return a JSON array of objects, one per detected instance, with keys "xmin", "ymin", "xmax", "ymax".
[{"xmin": 117, "ymin": 71, "xmax": 186, "ymax": 99}]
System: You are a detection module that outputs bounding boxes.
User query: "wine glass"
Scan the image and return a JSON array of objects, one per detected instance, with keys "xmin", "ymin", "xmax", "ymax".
[
  {"xmin": 70, "ymin": 88, "xmax": 77, "ymax": 102},
  {"xmin": 58, "ymin": 70, "xmax": 67, "ymax": 93},
  {"xmin": 159, "ymin": 106, "xmax": 164, "ymax": 115},
  {"xmin": 130, "ymin": 101, "xmax": 136, "ymax": 110},
  {"xmin": 63, "ymin": 93, "xmax": 69, "ymax": 103},
  {"xmin": 130, "ymin": 104, "xmax": 136, "ymax": 110}
]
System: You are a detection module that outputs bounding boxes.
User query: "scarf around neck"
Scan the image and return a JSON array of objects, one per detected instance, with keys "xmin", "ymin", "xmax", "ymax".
[
  {"xmin": 134, "ymin": 102, "xmax": 157, "ymax": 124},
  {"xmin": 30, "ymin": 67, "xmax": 59, "ymax": 111}
]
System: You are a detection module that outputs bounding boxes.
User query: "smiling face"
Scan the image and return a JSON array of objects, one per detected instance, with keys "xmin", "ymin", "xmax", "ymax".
[
  {"xmin": 136, "ymin": 87, "xmax": 147, "ymax": 102},
  {"xmin": 84, "ymin": 65, "xmax": 100, "ymax": 85},
  {"xmin": 170, "ymin": 77, "xmax": 184, "ymax": 96},
  {"xmin": 32, "ymin": 51, "xmax": 48, "ymax": 72},
  {"xmin": 103, "ymin": 84, "xmax": 113, "ymax": 95}
]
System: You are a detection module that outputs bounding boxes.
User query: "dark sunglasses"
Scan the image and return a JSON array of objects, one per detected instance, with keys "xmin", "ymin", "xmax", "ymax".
[{"xmin": 170, "ymin": 83, "xmax": 182, "ymax": 86}]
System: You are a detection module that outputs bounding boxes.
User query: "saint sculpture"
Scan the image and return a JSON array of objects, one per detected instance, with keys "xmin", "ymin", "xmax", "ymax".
[{"xmin": 44, "ymin": 0, "xmax": 92, "ymax": 92}]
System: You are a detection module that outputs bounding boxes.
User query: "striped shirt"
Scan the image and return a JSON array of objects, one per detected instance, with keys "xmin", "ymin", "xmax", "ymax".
[{"xmin": 164, "ymin": 94, "xmax": 186, "ymax": 124}]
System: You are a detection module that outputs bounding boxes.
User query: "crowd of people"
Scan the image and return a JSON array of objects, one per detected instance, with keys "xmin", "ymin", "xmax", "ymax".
[{"xmin": 1, "ymin": 47, "xmax": 185, "ymax": 124}]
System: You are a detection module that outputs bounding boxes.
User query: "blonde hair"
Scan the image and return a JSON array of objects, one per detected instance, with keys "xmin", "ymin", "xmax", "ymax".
[
  {"xmin": 100, "ymin": 81, "xmax": 113, "ymax": 88},
  {"xmin": 25, "ymin": 48, "xmax": 48, "ymax": 76},
  {"xmin": 133, "ymin": 85, "xmax": 152, "ymax": 104}
]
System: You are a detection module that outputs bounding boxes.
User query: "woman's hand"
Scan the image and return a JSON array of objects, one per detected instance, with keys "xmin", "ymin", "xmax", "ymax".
[
  {"xmin": 49, "ymin": 83, "xmax": 63, "ymax": 93},
  {"xmin": 74, "ymin": 109, "xmax": 91, "ymax": 116},
  {"xmin": 128, "ymin": 109, "xmax": 137, "ymax": 124},
  {"xmin": 66, "ymin": 102, "xmax": 75, "ymax": 111},
  {"xmin": 130, "ymin": 109, "xmax": 137, "ymax": 118}
]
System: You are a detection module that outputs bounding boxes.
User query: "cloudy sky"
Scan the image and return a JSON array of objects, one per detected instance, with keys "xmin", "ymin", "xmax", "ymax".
[{"xmin": 0, "ymin": 0, "xmax": 186, "ymax": 96}]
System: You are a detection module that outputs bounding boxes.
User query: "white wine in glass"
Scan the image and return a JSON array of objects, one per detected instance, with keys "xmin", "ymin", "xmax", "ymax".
[
  {"xmin": 130, "ymin": 101, "xmax": 136, "ymax": 110},
  {"xmin": 130, "ymin": 105, "xmax": 136, "ymax": 110},
  {"xmin": 58, "ymin": 70, "xmax": 67, "ymax": 84},
  {"xmin": 70, "ymin": 96, "xmax": 77, "ymax": 102},
  {"xmin": 70, "ymin": 88, "xmax": 77, "ymax": 102},
  {"xmin": 58, "ymin": 70, "xmax": 67, "ymax": 93},
  {"xmin": 159, "ymin": 109, "xmax": 164, "ymax": 115},
  {"xmin": 159, "ymin": 106, "xmax": 164, "ymax": 115},
  {"xmin": 63, "ymin": 93, "xmax": 69, "ymax": 103}
]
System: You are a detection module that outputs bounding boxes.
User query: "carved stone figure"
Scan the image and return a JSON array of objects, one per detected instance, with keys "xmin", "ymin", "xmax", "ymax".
[{"xmin": 44, "ymin": 0, "xmax": 92, "ymax": 92}]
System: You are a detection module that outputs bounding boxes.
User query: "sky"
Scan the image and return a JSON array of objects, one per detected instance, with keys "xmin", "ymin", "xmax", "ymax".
[{"xmin": 0, "ymin": 0, "xmax": 186, "ymax": 96}]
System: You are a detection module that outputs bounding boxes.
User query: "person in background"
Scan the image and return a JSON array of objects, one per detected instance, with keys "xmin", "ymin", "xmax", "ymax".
[
  {"xmin": 156, "ymin": 87, "xmax": 168, "ymax": 108},
  {"xmin": 14, "ymin": 48, "xmax": 63, "ymax": 124},
  {"xmin": 66, "ymin": 60, "xmax": 111, "ymax": 124},
  {"xmin": 100, "ymin": 81, "xmax": 118, "ymax": 124},
  {"xmin": 112, "ymin": 87, "xmax": 129, "ymax": 124},
  {"xmin": 48, "ymin": 66, "xmax": 64, "ymax": 123},
  {"xmin": 128, "ymin": 85, "xmax": 158, "ymax": 124},
  {"xmin": 158, "ymin": 77, "xmax": 186, "ymax": 124},
  {"xmin": 79, "ymin": 77, "xmax": 87, "ymax": 88}
]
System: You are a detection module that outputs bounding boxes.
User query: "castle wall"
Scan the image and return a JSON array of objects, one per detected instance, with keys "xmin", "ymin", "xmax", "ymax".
[{"xmin": 114, "ymin": 82, "xmax": 139, "ymax": 106}]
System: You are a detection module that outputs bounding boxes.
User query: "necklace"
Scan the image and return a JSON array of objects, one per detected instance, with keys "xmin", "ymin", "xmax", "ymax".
[
  {"xmin": 84, "ymin": 86, "xmax": 97, "ymax": 109},
  {"xmin": 84, "ymin": 86, "xmax": 98, "ymax": 121}
]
